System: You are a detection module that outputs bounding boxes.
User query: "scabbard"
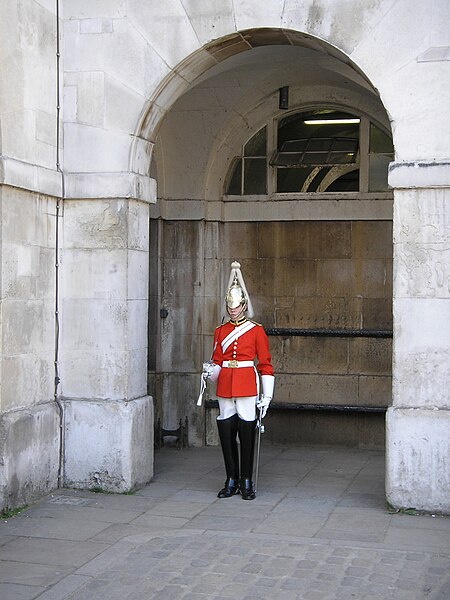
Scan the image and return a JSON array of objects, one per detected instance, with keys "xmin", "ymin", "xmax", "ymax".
[{"xmin": 196, "ymin": 374, "xmax": 206, "ymax": 406}]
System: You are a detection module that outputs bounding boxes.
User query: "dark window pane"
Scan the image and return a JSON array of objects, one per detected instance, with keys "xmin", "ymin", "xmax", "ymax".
[
  {"xmin": 243, "ymin": 158, "xmax": 266, "ymax": 194},
  {"xmin": 303, "ymin": 152, "xmax": 328, "ymax": 165},
  {"xmin": 278, "ymin": 110, "xmax": 359, "ymax": 150},
  {"xmin": 325, "ymin": 169, "xmax": 359, "ymax": 192},
  {"xmin": 283, "ymin": 139, "xmax": 308, "ymax": 152},
  {"xmin": 244, "ymin": 127, "xmax": 267, "ymax": 157},
  {"xmin": 370, "ymin": 124, "xmax": 394, "ymax": 153},
  {"xmin": 329, "ymin": 151, "xmax": 357, "ymax": 164},
  {"xmin": 277, "ymin": 167, "xmax": 310, "ymax": 192},
  {"xmin": 270, "ymin": 151, "xmax": 304, "ymax": 166},
  {"xmin": 307, "ymin": 167, "xmax": 331, "ymax": 191},
  {"xmin": 308, "ymin": 138, "xmax": 333, "ymax": 151},
  {"xmin": 369, "ymin": 153, "xmax": 393, "ymax": 191},
  {"xmin": 333, "ymin": 138, "xmax": 358, "ymax": 151},
  {"xmin": 226, "ymin": 158, "xmax": 242, "ymax": 194}
]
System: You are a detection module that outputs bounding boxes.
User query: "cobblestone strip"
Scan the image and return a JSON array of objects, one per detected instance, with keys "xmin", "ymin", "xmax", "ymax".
[{"xmin": 64, "ymin": 531, "xmax": 450, "ymax": 600}]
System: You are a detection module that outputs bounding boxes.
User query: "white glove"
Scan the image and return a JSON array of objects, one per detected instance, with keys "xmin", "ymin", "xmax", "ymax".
[
  {"xmin": 202, "ymin": 362, "xmax": 221, "ymax": 384},
  {"xmin": 256, "ymin": 395, "xmax": 271, "ymax": 419},
  {"xmin": 256, "ymin": 374, "xmax": 275, "ymax": 419}
]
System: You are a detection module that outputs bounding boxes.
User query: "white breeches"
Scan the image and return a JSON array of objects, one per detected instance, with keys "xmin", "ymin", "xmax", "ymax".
[{"xmin": 217, "ymin": 396, "xmax": 257, "ymax": 422}]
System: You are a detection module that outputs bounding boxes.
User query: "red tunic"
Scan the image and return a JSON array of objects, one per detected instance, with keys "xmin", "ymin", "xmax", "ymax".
[{"xmin": 212, "ymin": 319, "xmax": 274, "ymax": 398}]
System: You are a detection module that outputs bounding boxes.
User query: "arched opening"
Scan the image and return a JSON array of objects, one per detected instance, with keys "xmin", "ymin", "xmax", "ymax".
[{"xmin": 142, "ymin": 29, "xmax": 393, "ymax": 450}]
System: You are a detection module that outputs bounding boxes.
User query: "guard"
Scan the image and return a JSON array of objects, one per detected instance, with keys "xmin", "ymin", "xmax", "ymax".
[{"xmin": 201, "ymin": 261, "xmax": 274, "ymax": 500}]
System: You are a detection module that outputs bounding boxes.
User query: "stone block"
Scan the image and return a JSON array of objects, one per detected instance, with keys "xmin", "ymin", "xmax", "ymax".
[
  {"xmin": 132, "ymin": 136, "xmax": 155, "ymax": 178},
  {"xmin": 274, "ymin": 373, "xmax": 359, "ymax": 406},
  {"xmin": 0, "ymin": 403, "xmax": 60, "ymax": 511},
  {"xmin": 60, "ymin": 348, "xmax": 129, "ymax": 400},
  {"xmin": 35, "ymin": 110, "xmax": 57, "ymax": 147},
  {"xmin": 127, "ymin": 348, "xmax": 149, "ymax": 400},
  {"xmin": 63, "ymin": 199, "xmax": 128, "ymax": 249},
  {"xmin": 61, "ymin": 248, "xmax": 127, "ymax": 300},
  {"xmin": 307, "ymin": 221, "xmax": 352, "ymax": 258},
  {"xmin": 75, "ymin": 72, "xmax": 105, "ymax": 127},
  {"xmin": 62, "ymin": 298, "xmax": 130, "ymax": 351},
  {"xmin": 349, "ymin": 338, "xmax": 392, "ymax": 376},
  {"xmin": 316, "ymin": 259, "xmax": 355, "ymax": 298},
  {"xmin": 356, "ymin": 259, "xmax": 392, "ymax": 299},
  {"xmin": 393, "ymin": 297, "xmax": 450, "ymax": 409},
  {"xmin": 1, "ymin": 109, "xmax": 55, "ymax": 169},
  {"xmin": 386, "ymin": 407, "xmax": 450, "ymax": 513},
  {"xmin": 63, "ymin": 0, "xmax": 126, "ymax": 19},
  {"xmin": 162, "ymin": 222, "xmax": 201, "ymax": 259},
  {"xmin": 1, "ymin": 188, "xmax": 55, "ymax": 247},
  {"xmin": 162, "ymin": 258, "xmax": 202, "ymax": 298},
  {"xmin": 64, "ymin": 123, "xmax": 131, "ymax": 173},
  {"xmin": 1, "ymin": 354, "xmax": 54, "ymax": 412},
  {"xmin": 351, "ymin": 221, "xmax": 393, "ymax": 259},
  {"xmin": 276, "ymin": 297, "xmax": 361, "ymax": 329},
  {"xmin": 1, "ymin": 298, "xmax": 53, "ymax": 355},
  {"xmin": 182, "ymin": 0, "xmax": 236, "ymax": 45},
  {"xmin": 259, "ymin": 258, "xmax": 317, "ymax": 299},
  {"xmin": 2, "ymin": 244, "xmax": 54, "ymax": 301},
  {"xmin": 394, "ymin": 242, "xmax": 450, "ymax": 299},
  {"xmin": 63, "ymin": 396, "xmax": 154, "ymax": 492},
  {"xmin": 233, "ymin": 0, "xmax": 284, "ymax": 30},
  {"xmin": 127, "ymin": 250, "xmax": 149, "ymax": 300},
  {"xmin": 257, "ymin": 222, "xmax": 308, "ymax": 259},
  {"xmin": 359, "ymin": 376, "xmax": 392, "ymax": 407},
  {"xmin": 362, "ymin": 298, "xmax": 393, "ymax": 330},
  {"xmin": 128, "ymin": 300, "xmax": 149, "ymax": 351},
  {"xmin": 127, "ymin": 0, "xmax": 200, "ymax": 69},
  {"xmin": 223, "ymin": 222, "xmax": 258, "ymax": 260},
  {"xmin": 271, "ymin": 336, "xmax": 350, "ymax": 375},
  {"xmin": 79, "ymin": 18, "xmax": 113, "ymax": 34}
]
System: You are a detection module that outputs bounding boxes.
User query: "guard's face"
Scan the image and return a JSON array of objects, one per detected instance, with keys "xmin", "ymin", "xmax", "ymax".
[{"xmin": 227, "ymin": 302, "xmax": 246, "ymax": 320}]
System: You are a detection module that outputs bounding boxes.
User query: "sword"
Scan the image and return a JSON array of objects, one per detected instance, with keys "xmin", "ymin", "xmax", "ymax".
[{"xmin": 254, "ymin": 406, "xmax": 265, "ymax": 493}]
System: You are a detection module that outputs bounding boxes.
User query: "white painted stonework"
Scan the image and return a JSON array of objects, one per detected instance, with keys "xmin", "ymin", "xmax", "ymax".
[{"xmin": 0, "ymin": 0, "xmax": 449, "ymax": 512}]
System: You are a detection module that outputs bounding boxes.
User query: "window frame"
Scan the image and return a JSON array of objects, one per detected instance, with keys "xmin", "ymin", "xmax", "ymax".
[{"xmin": 223, "ymin": 105, "xmax": 394, "ymax": 200}]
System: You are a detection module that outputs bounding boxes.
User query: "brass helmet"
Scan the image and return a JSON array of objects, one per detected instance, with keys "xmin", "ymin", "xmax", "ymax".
[
  {"xmin": 224, "ymin": 261, "xmax": 254, "ymax": 318},
  {"xmin": 226, "ymin": 274, "xmax": 246, "ymax": 309}
]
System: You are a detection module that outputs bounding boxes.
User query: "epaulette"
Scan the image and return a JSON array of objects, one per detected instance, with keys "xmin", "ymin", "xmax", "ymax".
[{"xmin": 250, "ymin": 320, "xmax": 262, "ymax": 327}]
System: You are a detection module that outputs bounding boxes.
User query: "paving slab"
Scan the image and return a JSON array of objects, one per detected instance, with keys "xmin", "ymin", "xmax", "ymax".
[
  {"xmin": 0, "ymin": 583, "xmax": 46, "ymax": 600},
  {"xmin": 0, "ymin": 538, "xmax": 108, "ymax": 567},
  {"xmin": 0, "ymin": 444, "xmax": 449, "ymax": 599}
]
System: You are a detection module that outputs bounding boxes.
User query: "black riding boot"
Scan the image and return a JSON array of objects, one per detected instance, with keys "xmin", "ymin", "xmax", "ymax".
[
  {"xmin": 238, "ymin": 418, "xmax": 257, "ymax": 500},
  {"xmin": 217, "ymin": 414, "xmax": 240, "ymax": 498}
]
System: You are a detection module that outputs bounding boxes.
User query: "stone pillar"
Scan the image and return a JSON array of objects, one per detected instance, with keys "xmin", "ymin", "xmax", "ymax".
[
  {"xmin": 0, "ymin": 183, "xmax": 61, "ymax": 509},
  {"xmin": 387, "ymin": 162, "xmax": 450, "ymax": 514},
  {"xmin": 60, "ymin": 195, "xmax": 154, "ymax": 492}
]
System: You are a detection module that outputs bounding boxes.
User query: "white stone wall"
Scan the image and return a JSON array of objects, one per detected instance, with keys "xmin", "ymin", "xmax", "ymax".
[
  {"xmin": 0, "ymin": 0, "xmax": 61, "ymax": 510},
  {"xmin": 387, "ymin": 179, "xmax": 450, "ymax": 513},
  {"xmin": 0, "ymin": 0, "xmax": 449, "ymax": 510}
]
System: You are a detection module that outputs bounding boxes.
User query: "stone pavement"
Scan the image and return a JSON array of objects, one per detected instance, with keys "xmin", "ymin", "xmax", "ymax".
[{"xmin": 0, "ymin": 444, "xmax": 449, "ymax": 600}]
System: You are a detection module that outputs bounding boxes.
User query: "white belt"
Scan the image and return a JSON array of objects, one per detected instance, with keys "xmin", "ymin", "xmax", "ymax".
[{"xmin": 222, "ymin": 360, "xmax": 254, "ymax": 368}]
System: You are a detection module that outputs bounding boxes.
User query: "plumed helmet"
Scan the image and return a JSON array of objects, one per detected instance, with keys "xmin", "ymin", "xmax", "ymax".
[
  {"xmin": 226, "ymin": 274, "xmax": 246, "ymax": 309},
  {"xmin": 224, "ymin": 261, "xmax": 254, "ymax": 318}
]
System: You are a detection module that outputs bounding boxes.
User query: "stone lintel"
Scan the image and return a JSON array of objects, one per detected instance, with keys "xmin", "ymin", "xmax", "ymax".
[
  {"xmin": 150, "ymin": 198, "xmax": 393, "ymax": 221},
  {"xmin": 0, "ymin": 155, "xmax": 62, "ymax": 197},
  {"xmin": 388, "ymin": 160, "xmax": 450, "ymax": 189},
  {"xmin": 65, "ymin": 172, "xmax": 157, "ymax": 203},
  {"xmin": 0, "ymin": 156, "xmax": 157, "ymax": 203}
]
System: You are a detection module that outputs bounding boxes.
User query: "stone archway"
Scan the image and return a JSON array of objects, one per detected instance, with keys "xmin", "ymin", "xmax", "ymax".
[
  {"xmin": 137, "ymin": 29, "xmax": 393, "ymax": 459},
  {"xmin": 131, "ymin": 22, "xmax": 449, "ymax": 514}
]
